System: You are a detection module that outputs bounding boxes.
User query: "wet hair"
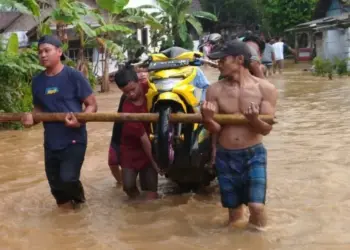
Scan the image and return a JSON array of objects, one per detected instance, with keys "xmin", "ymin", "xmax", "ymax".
[{"xmin": 114, "ymin": 66, "xmax": 139, "ymax": 88}]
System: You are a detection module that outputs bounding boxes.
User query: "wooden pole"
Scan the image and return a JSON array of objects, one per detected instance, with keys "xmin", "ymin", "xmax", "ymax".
[{"xmin": 0, "ymin": 112, "xmax": 276, "ymax": 125}]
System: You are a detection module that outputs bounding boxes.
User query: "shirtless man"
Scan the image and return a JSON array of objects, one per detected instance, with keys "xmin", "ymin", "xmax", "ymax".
[{"xmin": 201, "ymin": 40, "xmax": 277, "ymax": 229}]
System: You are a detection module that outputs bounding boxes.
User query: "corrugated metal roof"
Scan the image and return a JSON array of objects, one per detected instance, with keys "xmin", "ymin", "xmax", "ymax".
[
  {"xmin": 285, "ymin": 13, "xmax": 350, "ymax": 32},
  {"xmin": 0, "ymin": 12, "xmax": 23, "ymax": 32}
]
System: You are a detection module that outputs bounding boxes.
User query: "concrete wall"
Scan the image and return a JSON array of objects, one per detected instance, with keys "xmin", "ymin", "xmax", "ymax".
[
  {"xmin": 321, "ymin": 28, "xmax": 350, "ymax": 70},
  {"xmin": 323, "ymin": 29, "xmax": 345, "ymax": 60}
]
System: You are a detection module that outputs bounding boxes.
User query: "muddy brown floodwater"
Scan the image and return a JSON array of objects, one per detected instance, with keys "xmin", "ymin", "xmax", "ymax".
[{"xmin": 1, "ymin": 62, "xmax": 350, "ymax": 250}]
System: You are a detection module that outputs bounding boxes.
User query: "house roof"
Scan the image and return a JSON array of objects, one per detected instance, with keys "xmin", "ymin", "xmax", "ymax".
[{"xmin": 285, "ymin": 12, "xmax": 350, "ymax": 32}]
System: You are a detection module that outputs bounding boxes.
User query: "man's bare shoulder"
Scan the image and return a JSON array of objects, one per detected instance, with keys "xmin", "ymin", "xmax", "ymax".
[
  {"xmin": 255, "ymin": 77, "xmax": 277, "ymax": 98},
  {"xmin": 207, "ymin": 80, "xmax": 223, "ymax": 95}
]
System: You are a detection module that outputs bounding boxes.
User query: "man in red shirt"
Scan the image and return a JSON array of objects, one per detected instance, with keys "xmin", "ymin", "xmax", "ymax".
[
  {"xmin": 113, "ymin": 66, "xmax": 161, "ymax": 200},
  {"xmin": 108, "ymin": 67, "xmax": 149, "ymax": 186}
]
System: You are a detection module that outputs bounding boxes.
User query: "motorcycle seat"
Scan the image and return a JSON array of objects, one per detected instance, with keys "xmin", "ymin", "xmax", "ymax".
[{"xmin": 161, "ymin": 47, "xmax": 190, "ymax": 59}]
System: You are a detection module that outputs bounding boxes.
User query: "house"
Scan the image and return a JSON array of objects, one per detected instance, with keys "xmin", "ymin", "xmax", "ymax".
[
  {"xmin": 286, "ymin": 0, "xmax": 350, "ymax": 68},
  {"xmin": 0, "ymin": 0, "xmax": 204, "ymax": 76}
]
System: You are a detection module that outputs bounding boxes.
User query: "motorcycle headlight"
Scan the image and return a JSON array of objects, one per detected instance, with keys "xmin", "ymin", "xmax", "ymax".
[{"xmin": 153, "ymin": 78, "xmax": 180, "ymax": 91}]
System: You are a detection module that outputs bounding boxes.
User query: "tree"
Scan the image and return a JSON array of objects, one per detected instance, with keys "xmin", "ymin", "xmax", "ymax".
[
  {"xmin": 200, "ymin": 0, "xmax": 262, "ymax": 32},
  {"xmin": 142, "ymin": 0, "xmax": 217, "ymax": 49},
  {"xmin": 94, "ymin": 0, "xmax": 163, "ymax": 92},
  {"xmin": 262, "ymin": 0, "xmax": 318, "ymax": 34}
]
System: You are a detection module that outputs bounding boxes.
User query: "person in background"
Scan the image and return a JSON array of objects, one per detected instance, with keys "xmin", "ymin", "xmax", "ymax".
[
  {"xmin": 243, "ymin": 32, "xmax": 266, "ymax": 79},
  {"xmin": 261, "ymin": 38, "xmax": 275, "ymax": 77},
  {"xmin": 21, "ymin": 35, "xmax": 98, "ymax": 210},
  {"xmin": 114, "ymin": 66, "xmax": 162, "ymax": 200},
  {"xmin": 272, "ymin": 37, "xmax": 295, "ymax": 74},
  {"xmin": 193, "ymin": 67, "xmax": 210, "ymax": 103},
  {"xmin": 218, "ymin": 32, "xmax": 266, "ymax": 80}
]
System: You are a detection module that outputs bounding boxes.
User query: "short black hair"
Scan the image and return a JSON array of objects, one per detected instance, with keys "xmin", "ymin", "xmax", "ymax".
[
  {"xmin": 114, "ymin": 66, "xmax": 138, "ymax": 88},
  {"xmin": 38, "ymin": 35, "xmax": 66, "ymax": 60}
]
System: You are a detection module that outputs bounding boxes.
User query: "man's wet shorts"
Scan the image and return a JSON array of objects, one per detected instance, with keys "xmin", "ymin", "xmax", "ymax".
[{"xmin": 215, "ymin": 143, "xmax": 267, "ymax": 208}]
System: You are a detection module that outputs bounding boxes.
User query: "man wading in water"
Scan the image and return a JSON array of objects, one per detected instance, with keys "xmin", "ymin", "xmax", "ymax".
[
  {"xmin": 108, "ymin": 67, "xmax": 150, "ymax": 185},
  {"xmin": 21, "ymin": 35, "xmax": 97, "ymax": 210},
  {"xmin": 114, "ymin": 66, "xmax": 162, "ymax": 200},
  {"xmin": 201, "ymin": 40, "xmax": 277, "ymax": 230}
]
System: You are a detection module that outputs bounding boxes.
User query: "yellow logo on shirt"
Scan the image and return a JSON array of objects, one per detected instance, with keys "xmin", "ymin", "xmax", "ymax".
[{"xmin": 45, "ymin": 87, "xmax": 59, "ymax": 95}]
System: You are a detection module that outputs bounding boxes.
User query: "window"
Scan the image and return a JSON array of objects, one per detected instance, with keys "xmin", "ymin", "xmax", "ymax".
[
  {"xmin": 141, "ymin": 27, "xmax": 148, "ymax": 46},
  {"xmin": 67, "ymin": 47, "xmax": 94, "ymax": 62}
]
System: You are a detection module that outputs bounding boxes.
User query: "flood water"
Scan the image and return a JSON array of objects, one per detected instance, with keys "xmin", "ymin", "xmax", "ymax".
[{"xmin": 1, "ymin": 63, "xmax": 350, "ymax": 250}]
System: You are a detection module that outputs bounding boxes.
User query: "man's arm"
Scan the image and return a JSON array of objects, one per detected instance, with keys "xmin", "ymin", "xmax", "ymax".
[
  {"xmin": 201, "ymin": 85, "xmax": 221, "ymax": 134},
  {"xmin": 74, "ymin": 70, "xmax": 98, "ymax": 113},
  {"xmin": 249, "ymin": 81, "xmax": 277, "ymax": 136},
  {"xmin": 140, "ymin": 133, "xmax": 157, "ymax": 166},
  {"xmin": 271, "ymin": 51, "xmax": 276, "ymax": 63},
  {"xmin": 82, "ymin": 95, "xmax": 97, "ymax": 113},
  {"xmin": 32, "ymin": 105, "xmax": 42, "ymax": 125}
]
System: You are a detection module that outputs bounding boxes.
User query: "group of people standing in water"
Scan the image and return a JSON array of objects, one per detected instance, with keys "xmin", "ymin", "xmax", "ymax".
[{"xmin": 20, "ymin": 34, "xmax": 278, "ymax": 231}]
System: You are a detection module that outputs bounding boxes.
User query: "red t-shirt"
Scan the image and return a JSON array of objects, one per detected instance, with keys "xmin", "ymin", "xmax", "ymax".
[{"xmin": 120, "ymin": 82, "xmax": 151, "ymax": 170}]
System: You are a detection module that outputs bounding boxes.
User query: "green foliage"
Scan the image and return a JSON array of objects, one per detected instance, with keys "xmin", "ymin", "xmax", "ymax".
[
  {"xmin": 6, "ymin": 33, "xmax": 19, "ymax": 54},
  {"xmin": 87, "ymin": 63, "xmax": 97, "ymax": 89},
  {"xmin": 311, "ymin": 56, "xmax": 350, "ymax": 79},
  {"xmin": 177, "ymin": 34, "xmax": 194, "ymax": 50},
  {"xmin": 0, "ymin": 0, "xmax": 40, "ymax": 17},
  {"xmin": 96, "ymin": 0, "xmax": 130, "ymax": 14},
  {"xmin": 151, "ymin": 0, "xmax": 217, "ymax": 46},
  {"xmin": 200, "ymin": 0, "xmax": 261, "ymax": 27},
  {"xmin": 0, "ymin": 35, "xmax": 44, "ymax": 129},
  {"xmin": 94, "ymin": 24, "xmax": 133, "ymax": 36},
  {"xmin": 262, "ymin": 0, "xmax": 318, "ymax": 34},
  {"xmin": 333, "ymin": 57, "xmax": 349, "ymax": 76}
]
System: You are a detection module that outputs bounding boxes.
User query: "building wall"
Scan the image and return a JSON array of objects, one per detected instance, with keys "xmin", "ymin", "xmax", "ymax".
[{"xmin": 320, "ymin": 28, "xmax": 350, "ymax": 70}]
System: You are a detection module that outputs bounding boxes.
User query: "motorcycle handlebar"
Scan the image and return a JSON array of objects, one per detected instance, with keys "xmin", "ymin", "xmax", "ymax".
[{"xmin": 129, "ymin": 57, "xmax": 218, "ymax": 70}]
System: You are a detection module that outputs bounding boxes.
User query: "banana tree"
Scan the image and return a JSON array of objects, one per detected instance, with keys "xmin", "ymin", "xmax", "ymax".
[
  {"xmin": 51, "ymin": 0, "xmax": 98, "ymax": 77},
  {"xmin": 141, "ymin": 0, "xmax": 217, "ymax": 48},
  {"xmin": 94, "ymin": 0, "xmax": 163, "ymax": 92}
]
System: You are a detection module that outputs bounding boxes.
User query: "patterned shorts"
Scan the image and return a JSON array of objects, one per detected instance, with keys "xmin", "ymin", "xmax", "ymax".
[{"xmin": 215, "ymin": 143, "xmax": 267, "ymax": 209}]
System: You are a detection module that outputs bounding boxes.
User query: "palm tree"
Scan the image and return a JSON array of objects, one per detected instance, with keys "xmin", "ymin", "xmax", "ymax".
[{"xmin": 142, "ymin": 0, "xmax": 217, "ymax": 48}]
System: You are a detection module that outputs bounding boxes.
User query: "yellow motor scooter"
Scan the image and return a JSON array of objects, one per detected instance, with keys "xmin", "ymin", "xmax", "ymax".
[{"xmin": 136, "ymin": 47, "xmax": 215, "ymax": 188}]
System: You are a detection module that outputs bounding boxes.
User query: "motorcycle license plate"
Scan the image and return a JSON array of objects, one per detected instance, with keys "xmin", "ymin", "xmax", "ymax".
[{"xmin": 148, "ymin": 59, "xmax": 190, "ymax": 71}]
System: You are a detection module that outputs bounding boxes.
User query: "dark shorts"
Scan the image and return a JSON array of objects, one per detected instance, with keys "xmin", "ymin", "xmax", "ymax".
[
  {"xmin": 44, "ymin": 143, "xmax": 86, "ymax": 205},
  {"xmin": 122, "ymin": 166, "xmax": 158, "ymax": 194},
  {"xmin": 262, "ymin": 61, "xmax": 273, "ymax": 68},
  {"xmin": 215, "ymin": 143, "xmax": 267, "ymax": 209}
]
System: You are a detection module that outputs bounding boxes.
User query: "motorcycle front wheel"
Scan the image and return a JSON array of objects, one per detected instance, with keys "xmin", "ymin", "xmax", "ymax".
[{"xmin": 157, "ymin": 106, "xmax": 175, "ymax": 168}]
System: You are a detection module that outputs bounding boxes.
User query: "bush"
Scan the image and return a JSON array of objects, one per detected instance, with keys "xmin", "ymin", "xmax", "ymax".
[
  {"xmin": 312, "ymin": 56, "xmax": 349, "ymax": 79},
  {"xmin": 0, "ymin": 47, "xmax": 44, "ymax": 129},
  {"xmin": 333, "ymin": 57, "xmax": 349, "ymax": 76}
]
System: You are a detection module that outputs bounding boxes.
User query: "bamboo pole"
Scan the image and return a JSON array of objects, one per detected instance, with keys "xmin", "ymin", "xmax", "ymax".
[{"xmin": 0, "ymin": 112, "xmax": 276, "ymax": 125}]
